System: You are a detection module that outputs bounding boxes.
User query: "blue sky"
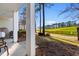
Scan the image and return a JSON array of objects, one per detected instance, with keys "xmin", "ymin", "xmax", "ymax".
[
  {"xmin": 19, "ymin": 3, "xmax": 79, "ymax": 27},
  {"xmin": 19, "ymin": 3, "xmax": 26, "ymax": 20},
  {"xmin": 36, "ymin": 3, "xmax": 79, "ymax": 27}
]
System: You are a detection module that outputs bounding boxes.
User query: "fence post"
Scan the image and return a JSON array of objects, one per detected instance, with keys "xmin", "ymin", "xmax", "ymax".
[{"xmin": 77, "ymin": 27, "xmax": 79, "ymax": 41}]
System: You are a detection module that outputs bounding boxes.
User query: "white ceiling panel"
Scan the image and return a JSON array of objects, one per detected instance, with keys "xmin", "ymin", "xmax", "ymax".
[{"xmin": 0, "ymin": 3, "xmax": 22, "ymax": 18}]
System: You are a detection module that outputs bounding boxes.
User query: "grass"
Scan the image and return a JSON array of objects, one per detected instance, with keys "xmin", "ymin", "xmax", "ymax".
[
  {"xmin": 45, "ymin": 26, "xmax": 78, "ymax": 36},
  {"xmin": 47, "ymin": 36, "xmax": 79, "ymax": 46},
  {"xmin": 36, "ymin": 35, "xmax": 79, "ymax": 56}
]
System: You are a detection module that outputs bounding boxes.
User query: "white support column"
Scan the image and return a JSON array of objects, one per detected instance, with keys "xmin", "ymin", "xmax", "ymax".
[
  {"xmin": 26, "ymin": 3, "xmax": 35, "ymax": 56},
  {"xmin": 13, "ymin": 11, "xmax": 19, "ymax": 42}
]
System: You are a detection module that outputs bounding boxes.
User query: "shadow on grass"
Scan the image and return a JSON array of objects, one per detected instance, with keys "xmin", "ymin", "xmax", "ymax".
[{"xmin": 36, "ymin": 36, "xmax": 79, "ymax": 56}]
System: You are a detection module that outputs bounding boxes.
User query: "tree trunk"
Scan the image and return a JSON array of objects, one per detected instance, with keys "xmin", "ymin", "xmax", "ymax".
[
  {"xmin": 42, "ymin": 3, "xmax": 45, "ymax": 36},
  {"xmin": 77, "ymin": 27, "xmax": 79, "ymax": 41},
  {"xmin": 24, "ymin": 25, "xmax": 25, "ymax": 30},
  {"xmin": 39, "ymin": 3, "xmax": 42, "ymax": 33},
  {"xmin": 35, "ymin": 20, "xmax": 36, "ymax": 33}
]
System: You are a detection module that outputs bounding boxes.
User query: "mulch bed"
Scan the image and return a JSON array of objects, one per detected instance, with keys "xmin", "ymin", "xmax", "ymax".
[{"xmin": 36, "ymin": 36, "xmax": 79, "ymax": 56}]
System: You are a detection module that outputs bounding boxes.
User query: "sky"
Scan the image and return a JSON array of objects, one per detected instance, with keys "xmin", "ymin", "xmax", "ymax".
[
  {"xmin": 19, "ymin": 3, "xmax": 79, "ymax": 27},
  {"xmin": 19, "ymin": 3, "xmax": 26, "ymax": 20},
  {"xmin": 36, "ymin": 3, "xmax": 79, "ymax": 27}
]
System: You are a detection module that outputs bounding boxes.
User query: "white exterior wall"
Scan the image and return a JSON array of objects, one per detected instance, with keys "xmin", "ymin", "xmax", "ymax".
[{"xmin": 0, "ymin": 18, "xmax": 13, "ymax": 31}]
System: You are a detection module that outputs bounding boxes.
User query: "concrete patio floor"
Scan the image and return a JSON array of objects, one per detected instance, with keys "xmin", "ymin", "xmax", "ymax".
[{"xmin": 0, "ymin": 39, "xmax": 26, "ymax": 56}]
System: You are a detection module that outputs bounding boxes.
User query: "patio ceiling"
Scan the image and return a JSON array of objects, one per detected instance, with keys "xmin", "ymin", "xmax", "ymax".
[{"xmin": 0, "ymin": 3, "xmax": 22, "ymax": 19}]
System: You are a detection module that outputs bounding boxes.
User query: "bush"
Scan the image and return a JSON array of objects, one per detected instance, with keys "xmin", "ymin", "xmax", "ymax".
[
  {"xmin": 38, "ymin": 33, "xmax": 44, "ymax": 36},
  {"xmin": 19, "ymin": 29, "xmax": 26, "ymax": 32},
  {"xmin": 45, "ymin": 33, "xmax": 50, "ymax": 36},
  {"xmin": 18, "ymin": 29, "xmax": 26, "ymax": 37}
]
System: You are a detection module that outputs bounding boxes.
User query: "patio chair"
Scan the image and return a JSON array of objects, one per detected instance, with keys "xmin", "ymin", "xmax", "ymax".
[
  {"xmin": 0, "ymin": 38, "xmax": 9, "ymax": 56},
  {"xmin": 9, "ymin": 31, "xmax": 13, "ymax": 38},
  {"xmin": 0, "ymin": 32, "xmax": 9, "ymax": 56}
]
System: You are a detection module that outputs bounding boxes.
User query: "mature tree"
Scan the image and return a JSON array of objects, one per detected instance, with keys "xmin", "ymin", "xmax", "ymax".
[
  {"xmin": 41, "ymin": 3, "xmax": 54, "ymax": 36},
  {"xmin": 21, "ymin": 19, "xmax": 26, "ymax": 30},
  {"xmin": 58, "ymin": 23, "xmax": 62, "ymax": 28},
  {"xmin": 35, "ymin": 3, "xmax": 54, "ymax": 35},
  {"xmin": 20, "ymin": 5, "xmax": 26, "ymax": 30},
  {"xmin": 59, "ymin": 4, "xmax": 79, "ymax": 20},
  {"xmin": 60, "ymin": 22, "xmax": 63, "ymax": 27},
  {"xmin": 41, "ymin": 3, "xmax": 45, "ymax": 35},
  {"xmin": 35, "ymin": 3, "xmax": 42, "ymax": 33}
]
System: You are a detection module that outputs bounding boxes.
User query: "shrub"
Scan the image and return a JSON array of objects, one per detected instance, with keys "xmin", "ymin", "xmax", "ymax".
[
  {"xmin": 18, "ymin": 29, "xmax": 26, "ymax": 37},
  {"xmin": 45, "ymin": 33, "xmax": 50, "ymax": 36}
]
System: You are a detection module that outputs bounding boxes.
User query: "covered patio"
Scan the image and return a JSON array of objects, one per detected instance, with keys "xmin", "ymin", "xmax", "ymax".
[{"xmin": 0, "ymin": 3, "xmax": 36, "ymax": 56}]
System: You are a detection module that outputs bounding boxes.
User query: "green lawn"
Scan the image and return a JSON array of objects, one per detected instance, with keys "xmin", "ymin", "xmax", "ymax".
[{"xmin": 45, "ymin": 26, "xmax": 78, "ymax": 36}]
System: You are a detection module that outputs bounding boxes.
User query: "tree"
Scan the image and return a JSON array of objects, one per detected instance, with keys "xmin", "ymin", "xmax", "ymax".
[
  {"xmin": 41, "ymin": 3, "xmax": 45, "ymax": 36},
  {"xmin": 35, "ymin": 3, "xmax": 42, "ymax": 33},
  {"xmin": 61, "ymin": 22, "xmax": 65, "ymax": 27},
  {"xmin": 58, "ymin": 23, "xmax": 62, "ymax": 28},
  {"xmin": 35, "ymin": 3, "xmax": 54, "ymax": 35},
  {"xmin": 59, "ymin": 4, "xmax": 79, "ymax": 19},
  {"xmin": 21, "ymin": 19, "xmax": 26, "ymax": 30},
  {"xmin": 20, "ymin": 5, "xmax": 26, "ymax": 30},
  {"xmin": 41, "ymin": 3, "xmax": 54, "ymax": 36}
]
